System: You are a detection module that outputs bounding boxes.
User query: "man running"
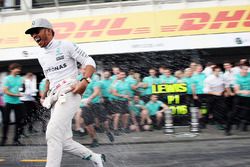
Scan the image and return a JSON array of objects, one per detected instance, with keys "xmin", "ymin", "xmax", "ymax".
[{"xmin": 25, "ymin": 18, "xmax": 105, "ymax": 167}]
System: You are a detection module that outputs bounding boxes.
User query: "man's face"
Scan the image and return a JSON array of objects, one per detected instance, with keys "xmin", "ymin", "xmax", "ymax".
[
  {"xmin": 117, "ymin": 72, "xmax": 126, "ymax": 80},
  {"xmin": 12, "ymin": 68, "xmax": 21, "ymax": 75},
  {"xmin": 196, "ymin": 65, "xmax": 203, "ymax": 73},
  {"xmin": 134, "ymin": 96, "xmax": 140, "ymax": 102},
  {"xmin": 151, "ymin": 95, "xmax": 158, "ymax": 102},
  {"xmin": 223, "ymin": 63, "xmax": 232, "ymax": 71},
  {"xmin": 213, "ymin": 68, "xmax": 221, "ymax": 76},
  {"xmin": 185, "ymin": 69, "xmax": 192, "ymax": 77},
  {"xmin": 149, "ymin": 69, "xmax": 156, "ymax": 76},
  {"xmin": 112, "ymin": 67, "xmax": 120, "ymax": 75},
  {"xmin": 164, "ymin": 69, "xmax": 171, "ymax": 76},
  {"xmin": 240, "ymin": 66, "xmax": 249, "ymax": 76},
  {"xmin": 30, "ymin": 28, "xmax": 52, "ymax": 47},
  {"xmin": 103, "ymin": 71, "xmax": 110, "ymax": 78}
]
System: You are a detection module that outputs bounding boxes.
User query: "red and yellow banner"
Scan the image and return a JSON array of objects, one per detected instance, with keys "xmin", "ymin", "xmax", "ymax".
[{"xmin": 1, "ymin": 5, "xmax": 250, "ymax": 48}]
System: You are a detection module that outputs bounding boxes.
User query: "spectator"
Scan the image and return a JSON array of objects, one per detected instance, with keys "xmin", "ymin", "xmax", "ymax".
[
  {"xmin": 1, "ymin": 63, "xmax": 25, "ymax": 146},
  {"xmin": 204, "ymin": 66, "xmax": 226, "ymax": 130},
  {"xmin": 20, "ymin": 72, "xmax": 38, "ymax": 134},
  {"xmin": 203, "ymin": 62, "xmax": 215, "ymax": 77}
]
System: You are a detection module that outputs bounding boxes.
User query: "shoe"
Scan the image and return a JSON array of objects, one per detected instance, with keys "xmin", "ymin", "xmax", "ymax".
[
  {"xmin": 123, "ymin": 128, "xmax": 130, "ymax": 134},
  {"xmin": 20, "ymin": 133, "xmax": 29, "ymax": 138},
  {"xmin": 224, "ymin": 131, "xmax": 232, "ymax": 136},
  {"xmin": 106, "ymin": 132, "xmax": 114, "ymax": 142},
  {"xmin": 90, "ymin": 139, "xmax": 99, "ymax": 148},
  {"xmin": 91, "ymin": 154, "xmax": 106, "ymax": 167},
  {"xmin": 199, "ymin": 124, "xmax": 207, "ymax": 129},
  {"xmin": 13, "ymin": 140, "xmax": 25, "ymax": 146},
  {"xmin": 29, "ymin": 129, "xmax": 39, "ymax": 134},
  {"xmin": 95, "ymin": 127, "xmax": 104, "ymax": 133},
  {"xmin": 215, "ymin": 124, "xmax": 225, "ymax": 130},
  {"xmin": 73, "ymin": 130, "xmax": 87, "ymax": 137},
  {"xmin": 0, "ymin": 138, "xmax": 7, "ymax": 146},
  {"xmin": 113, "ymin": 130, "xmax": 120, "ymax": 136}
]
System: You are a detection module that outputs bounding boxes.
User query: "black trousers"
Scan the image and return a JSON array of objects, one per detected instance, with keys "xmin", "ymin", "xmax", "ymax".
[
  {"xmin": 207, "ymin": 95, "xmax": 226, "ymax": 124},
  {"xmin": 22, "ymin": 101, "xmax": 37, "ymax": 131},
  {"xmin": 2, "ymin": 103, "xmax": 25, "ymax": 141},
  {"xmin": 226, "ymin": 96, "xmax": 250, "ymax": 132}
]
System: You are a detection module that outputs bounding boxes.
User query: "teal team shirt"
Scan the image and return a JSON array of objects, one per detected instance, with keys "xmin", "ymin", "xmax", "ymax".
[
  {"xmin": 78, "ymin": 73, "xmax": 101, "ymax": 107},
  {"xmin": 100, "ymin": 78, "xmax": 113, "ymax": 98},
  {"xmin": 235, "ymin": 73, "xmax": 250, "ymax": 97},
  {"xmin": 3, "ymin": 75, "xmax": 23, "ymax": 104},
  {"xmin": 129, "ymin": 100, "xmax": 145, "ymax": 116},
  {"xmin": 142, "ymin": 76, "xmax": 159, "ymax": 95},
  {"xmin": 111, "ymin": 80, "xmax": 130, "ymax": 101},
  {"xmin": 182, "ymin": 77, "xmax": 193, "ymax": 94},
  {"xmin": 146, "ymin": 100, "xmax": 164, "ymax": 116},
  {"xmin": 39, "ymin": 78, "xmax": 46, "ymax": 94},
  {"xmin": 125, "ymin": 75, "xmax": 137, "ymax": 97},
  {"xmin": 191, "ymin": 73, "xmax": 206, "ymax": 94},
  {"xmin": 158, "ymin": 75, "xmax": 177, "ymax": 84}
]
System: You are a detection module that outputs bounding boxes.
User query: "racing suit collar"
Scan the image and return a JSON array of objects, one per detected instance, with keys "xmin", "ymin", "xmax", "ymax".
[{"xmin": 45, "ymin": 39, "xmax": 55, "ymax": 50}]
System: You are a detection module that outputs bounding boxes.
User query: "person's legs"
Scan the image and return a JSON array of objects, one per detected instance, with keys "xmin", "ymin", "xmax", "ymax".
[
  {"xmin": 1, "ymin": 104, "xmax": 11, "ymax": 145},
  {"xmin": 156, "ymin": 112, "xmax": 163, "ymax": 129},
  {"xmin": 13, "ymin": 103, "xmax": 25, "ymax": 143},
  {"xmin": 81, "ymin": 106, "xmax": 98, "ymax": 147},
  {"xmin": 45, "ymin": 92, "xmax": 82, "ymax": 167}
]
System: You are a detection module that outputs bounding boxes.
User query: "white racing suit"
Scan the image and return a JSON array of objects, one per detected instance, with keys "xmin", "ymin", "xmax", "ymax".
[{"xmin": 43, "ymin": 79, "xmax": 94, "ymax": 167}]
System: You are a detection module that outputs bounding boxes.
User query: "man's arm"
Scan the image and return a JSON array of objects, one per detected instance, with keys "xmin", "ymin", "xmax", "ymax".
[
  {"xmin": 41, "ymin": 79, "xmax": 50, "ymax": 99},
  {"xmin": 67, "ymin": 42, "xmax": 96, "ymax": 95},
  {"xmin": 72, "ymin": 65, "xmax": 95, "ymax": 95},
  {"xmin": 3, "ymin": 87, "xmax": 22, "ymax": 97}
]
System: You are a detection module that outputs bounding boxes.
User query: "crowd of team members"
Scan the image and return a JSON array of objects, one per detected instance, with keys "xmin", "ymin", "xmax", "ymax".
[
  {"xmin": 42, "ymin": 58, "xmax": 249, "ymax": 147},
  {"xmin": 1, "ymin": 59, "xmax": 249, "ymax": 147}
]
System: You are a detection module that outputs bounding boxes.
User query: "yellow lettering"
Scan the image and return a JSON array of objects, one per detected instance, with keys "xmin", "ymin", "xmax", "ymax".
[
  {"xmin": 169, "ymin": 106, "xmax": 176, "ymax": 115},
  {"xmin": 167, "ymin": 95, "xmax": 180, "ymax": 105}
]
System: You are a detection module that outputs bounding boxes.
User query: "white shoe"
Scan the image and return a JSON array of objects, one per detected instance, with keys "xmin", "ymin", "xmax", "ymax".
[{"xmin": 91, "ymin": 154, "xmax": 106, "ymax": 167}]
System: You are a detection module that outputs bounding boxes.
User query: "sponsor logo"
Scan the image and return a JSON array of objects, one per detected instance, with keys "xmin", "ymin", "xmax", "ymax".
[
  {"xmin": 55, "ymin": 48, "xmax": 64, "ymax": 61},
  {"xmin": 45, "ymin": 63, "xmax": 67, "ymax": 73}
]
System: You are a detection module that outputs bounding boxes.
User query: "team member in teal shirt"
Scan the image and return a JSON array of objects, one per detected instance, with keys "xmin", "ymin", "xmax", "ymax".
[
  {"xmin": 81, "ymin": 73, "xmax": 114, "ymax": 147},
  {"xmin": 158, "ymin": 68, "xmax": 177, "ymax": 84},
  {"xmin": 1, "ymin": 63, "xmax": 24, "ymax": 146},
  {"xmin": 129, "ymin": 95, "xmax": 151, "ymax": 131},
  {"xmin": 111, "ymin": 70, "xmax": 130, "ymax": 135},
  {"xmin": 182, "ymin": 68, "xmax": 193, "ymax": 95},
  {"xmin": 191, "ymin": 64, "xmax": 208, "ymax": 128},
  {"xmin": 225, "ymin": 64, "xmax": 250, "ymax": 135},
  {"xmin": 125, "ymin": 70, "xmax": 137, "ymax": 98},
  {"xmin": 145, "ymin": 95, "xmax": 168, "ymax": 130},
  {"xmin": 141, "ymin": 68, "xmax": 159, "ymax": 102}
]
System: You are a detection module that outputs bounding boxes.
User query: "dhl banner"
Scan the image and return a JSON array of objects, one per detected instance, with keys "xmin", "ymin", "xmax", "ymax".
[{"xmin": 0, "ymin": 5, "xmax": 250, "ymax": 48}]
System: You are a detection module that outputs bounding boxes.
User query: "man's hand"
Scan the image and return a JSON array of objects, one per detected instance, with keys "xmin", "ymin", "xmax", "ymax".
[{"xmin": 71, "ymin": 81, "xmax": 88, "ymax": 95}]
